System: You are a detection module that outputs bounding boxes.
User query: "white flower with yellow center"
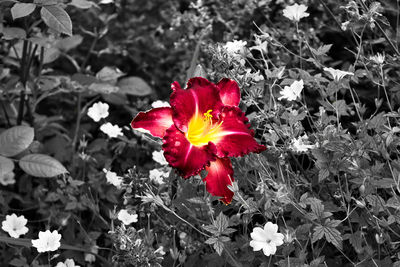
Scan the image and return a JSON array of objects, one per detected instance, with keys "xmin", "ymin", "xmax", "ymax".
[
  {"xmin": 103, "ymin": 169, "xmax": 123, "ymax": 188},
  {"xmin": 283, "ymin": 4, "xmax": 309, "ymax": 22},
  {"xmin": 149, "ymin": 168, "xmax": 170, "ymax": 184},
  {"xmin": 250, "ymin": 222, "xmax": 284, "ymax": 256},
  {"xmin": 55, "ymin": 259, "xmax": 80, "ymax": 267},
  {"xmin": 87, "ymin": 102, "xmax": 109, "ymax": 122},
  {"xmin": 152, "ymin": 150, "xmax": 168, "ymax": 165},
  {"xmin": 32, "ymin": 230, "xmax": 62, "ymax": 252},
  {"xmin": 100, "ymin": 122, "xmax": 123, "ymax": 138},
  {"xmin": 278, "ymin": 80, "xmax": 304, "ymax": 101},
  {"xmin": 117, "ymin": 209, "xmax": 138, "ymax": 225},
  {"xmin": 324, "ymin": 67, "xmax": 353, "ymax": 82},
  {"xmin": 1, "ymin": 213, "xmax": 29, "ymax": 238},
  {"xmin": 291, "ymin": 135, "xmax": 315, "ymax": 152},
  {"xmin": 151, "ymin": 100, "xmax": 170, "ymax": 108}
]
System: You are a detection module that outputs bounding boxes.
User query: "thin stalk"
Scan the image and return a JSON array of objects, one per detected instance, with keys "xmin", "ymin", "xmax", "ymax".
[
  {"xmin": 17, "ymin": 40, "xmax": 29, "ymax": 125},
  {"xmin": 380, "ymin": 65, "xmax": 393, "ymax": 112}
]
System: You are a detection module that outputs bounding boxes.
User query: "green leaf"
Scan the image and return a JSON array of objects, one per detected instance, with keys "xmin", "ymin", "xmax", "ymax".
[
  {"xmin": 0, "ymin": 126, "xmax": 34, "ymax": 157},
  {"xmin": 312, "ymin": 221, "xmax": 343, "ymax": 249},
  {"xmin": 117, "ymin": 76, "xmax": 152, "ymax": 96},
  {"xmin": 215, "ymin": 212, "xmax": 229, "ymax": 233},
  {"xmin": 11, "ymin": 3, "xmax": 36, "ymax": 20},
  {"xmin": 55, "ymin": 35, "xmax": 83, "ymax": 52},
  {"xmin": 40, "ymin": 6, "xmax": 72, "ymax": 36},
  {"xmin": 0, "ymin": 156, "xmax": 15, "ymax": 177},
  {"xmin": 96, "ymin": 66, "xmax": 125, "ymax": 82},
  {"xmin": 19, "ymin": 154, "xmax": 68, "ymax": 177},
  {"xmin": 69, "ymin": 0, "xmax": 94, "ymax": 9},
  {"xmin": 2, "ymin": 27, "xmax": 27, "ymax": 40},
  {"xmin": 88, "ymin": 83, "xmax": 119, "ymax": 94}
]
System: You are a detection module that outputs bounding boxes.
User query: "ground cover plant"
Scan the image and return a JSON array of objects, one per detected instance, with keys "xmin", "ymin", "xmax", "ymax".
[{"xmin": 1, "ymin": 0, "xmax": 400, "ymax": 266}]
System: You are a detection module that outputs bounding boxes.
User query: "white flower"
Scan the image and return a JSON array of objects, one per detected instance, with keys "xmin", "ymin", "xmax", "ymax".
[
  {"xmin": 370, "ymin": 53, "xmax": 385, "ymax": 65},
  {"xmin": 100, "ymin": 122, "xmax": 123, "ymax": 138},
  {"xmin": 87, "ymin": 102, "xmax": 109, "ymax": 122},
  {"xmin": 149, "ymin": 168, "xmax": 170, "ymax": 184},
  {"xmin": 55, "ymin": 259, "xmax": 80, "ymax": 267},
  {"xmin": 250, "ymin": 222, "xmax": 284, "ymax": 256},
  {"xmin": 323, "ymin": 67, "xmax": 353, "ymax": 82},
  {"xmin": 155, "ymin": 246, "xmax": 166, "ymax": 255},
  {"xmin": 278, "ymin": 80, "xmax": 304, "ymax": 101},
  {"xmin": 151, "ymin": 100, "xmax": 170, "ymax": 108},
  {"xmin": 291, "ymin": 135, "xmax": 315, "ymax": 152},
  {"xmin": 103, "ymin": 169, "xmax": 123, "ymax": 188},
  {"xmin": 224, "ymin": 40, "xmax": 247, "ymax": 55},
  {"xmin": 1, "ymin": 214, "xmax": 29, "ymax": 238},
  {"xmin": 152, "ymin": 150, "xmax": 168, "ymax": 165},
  {"xmin": 84, "ymin": 245, "xmax": 98, "ymax": 263},
  {"xmin": 283, "ymin": 4, "xmax": 309, "ymax": 22},
  {"xmin": 0, "ymin": 171, "xmax": 16, "ymax": 186},
  {"xmin": 117, "ymin": 209, "xmax": 138, "ymax": 225},
  {"xmin": 31, "ymin": 230, "xmax": 61, "ymax": 253}
]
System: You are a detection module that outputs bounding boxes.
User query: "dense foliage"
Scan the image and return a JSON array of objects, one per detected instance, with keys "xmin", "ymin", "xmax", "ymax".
[{"xmin": 1, "ymin": 0, "xmax": 400, "ymax": 266}]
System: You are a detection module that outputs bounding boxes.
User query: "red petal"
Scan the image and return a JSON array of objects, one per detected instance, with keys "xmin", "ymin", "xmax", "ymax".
[
  {"xmin": 214, "ymin": 106, "xmax": 266, "ymax": 157},
  {"xmin": 162, "ymin": 125, "xmax": 217, "ymax": 178},
  {"xmin": 217, "ymin": 78, "xmax": 241, "ymax": 106},
  {"xmin": 170, "ymin": 77, "xmax": 224, "ymax": 132},
  {"xmin": 204, "ymin": 158, "xmax": 234, "ymax": 204},
  {"xmin": 131, "ymin": 107, "xmax": 173, "ymax": 138}
]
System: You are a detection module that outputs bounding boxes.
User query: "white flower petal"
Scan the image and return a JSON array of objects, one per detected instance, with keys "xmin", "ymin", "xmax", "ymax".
[
  {"xmin": 262, "ymin": 243, "xmax": 277, "ymax": 256},
  {"xmin": 249, "ymin": 240, "xmax": 265, "ymax": 251}
]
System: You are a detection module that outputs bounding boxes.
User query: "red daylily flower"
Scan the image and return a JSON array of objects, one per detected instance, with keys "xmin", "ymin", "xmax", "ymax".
[{"xmin": 131, "ymin": 77, "xmax": 265, "ymax": 204}]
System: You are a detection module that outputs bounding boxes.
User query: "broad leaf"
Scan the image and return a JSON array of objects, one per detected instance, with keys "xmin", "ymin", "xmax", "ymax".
[
  {"xmin": 69, "ymin": 0, "xmax": 94, "ymax": 9},
  {"xmin": 117, "ymin": 76, "xmax": 152, "ymax": 96},
  {"xmin": 0, "ymin": 126, "xmax": 34, "ymax": 157},
  {"xmin": 19, "ymin": 154, "xmax": 68, "ymax": 177},
  {"xmin": 2, "ymin": 27, "xmax": 26, "ymax": 40},
  {"xmin": 40, "ymin": 6, "xmax": 72, "ymax": 36},
  {"xmin": 11, "ymin": 3, "xmax": 36, "ymax": 20},
  {"xmin": 0, "ymin": 156, "xmax": 15, "ymax": 177}
]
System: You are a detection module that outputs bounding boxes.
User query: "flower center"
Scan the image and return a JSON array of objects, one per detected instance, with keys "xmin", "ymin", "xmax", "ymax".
[{"xmin": 186, "ymin": 110, "xmax": 223, "ymax": 146}]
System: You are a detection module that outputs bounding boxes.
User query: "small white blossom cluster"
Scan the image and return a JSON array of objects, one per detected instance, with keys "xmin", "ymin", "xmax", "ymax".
[
  {"xmin": 149, "ymin": 150, "xmax": 171, "ymax": 185},
  {"xmin": 87, "ymin": 101, "xmax": 123, "ymax": 138},
  {"xmin": 224, "ymin": 40, "xmax": 247, "ymax": 66},
  {"xmin": 103, "ymin": 168, "xmax": 123, "ymax": 188}
]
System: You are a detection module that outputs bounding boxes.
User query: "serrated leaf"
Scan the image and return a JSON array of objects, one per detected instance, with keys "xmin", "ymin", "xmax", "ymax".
[
  {"xmin": 11, "ymin": 3, "xmax": 36, "ymax": 20},
  {"xmin": 349, "ymin": 231, "xmax": 363, "ymax": 253},
  {"xmin": 323, "ymin": 224, "xmax": 342, "ymax": 249},
  {"xmin": 0, "ymin": 156, "xmax": 15, "ymax": 177},
  {"xmin": 19, "ymin": 154, "xmax": 68, "ymax": 177},
  {"xmin": 215, "ymin": 212, "xmax": 229, "ymax": 233},
  {"xmin": 312, "ymin": 223, "xmax": 342, "ymax": 249},
  {"xmin": 312, "ymin": 225, "xmax": 325, "ymax": 243},
  {"xmin": 117, "ymin": 76, "xmax": 152, "ymax": 96},
  {"xmin": 205, "ymin": 237, "xmax": 217, "ymax": 245},
  {"xmin": 0, "ymin": 126, "xmax": 34, "ymax": 157},
  {"xmin": 213, "ymin": 240, "xmax": 224, "ymax": 256},
  {"xmin": 40, "ymin": 6, "xmax": 72, "ymax": 36}
]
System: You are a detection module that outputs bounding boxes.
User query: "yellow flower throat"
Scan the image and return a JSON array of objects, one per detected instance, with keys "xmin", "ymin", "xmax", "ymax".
[{"xmin": 186, "ymin": 110, "xmax": 223, "ymax": 146}]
